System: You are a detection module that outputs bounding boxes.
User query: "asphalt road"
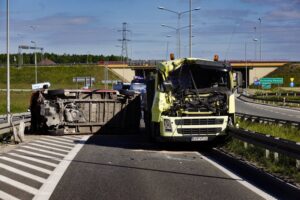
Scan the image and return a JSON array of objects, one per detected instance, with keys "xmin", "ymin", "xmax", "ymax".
[
  {"xmin": 236, "ymin": 97, "xmax": 300, "ymax": 122},
  {"xmin": 49, "ymin": 133, "xmax": 300, "ymax": 200},
  {"xmin": 1, "ymin": 132, "xmax": 299, "ymax": 199}
]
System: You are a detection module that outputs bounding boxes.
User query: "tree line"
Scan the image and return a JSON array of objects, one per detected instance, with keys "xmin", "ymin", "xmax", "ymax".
[{"xmin": 0, "ymin": 53, "xmax": 124, "ymax": 65}]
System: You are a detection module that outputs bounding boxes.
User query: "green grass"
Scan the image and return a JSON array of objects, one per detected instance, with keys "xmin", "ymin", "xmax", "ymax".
[
  {"xmin": 265, "ymin": 63, "xmax": 300, "ymax": 87},
  {"xmin": 225, "ymin": 139, "xmax": 300, "ymax": 184},
  {"xmin": 0, "ymin": 65, "xmax": 119, "ymax": 89},
  {"xmin": 0, "ymin": 65, "xmax": 120, "ymax": 114},
  {"xmin": 0, "ymin": 91, "xmax": 32, "ymax": 114},
  {"xmin": 225, "ymin": 118, "xmax": 300, "ymax": 184},
  {"xmin": 237, "ymin": 118, "xmax": 300, "ymax": 142}
]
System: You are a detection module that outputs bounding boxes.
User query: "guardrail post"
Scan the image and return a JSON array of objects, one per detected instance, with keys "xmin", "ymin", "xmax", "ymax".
[
  {"xmin": 274, "ymin": 152, "xmax": 279, "ymax": 163},
  {"xmin": 265, "ymin": 149, "xmax": 270, "ymax": 159},
  {"xmin": 283, "ymin": 97, "xmax": 286, "ymax": 106},
  {"xmin": 296, "ymin": 160, "xmax": 300, "ymax": 169},
  {"xmin": 244, "ymin": 142, "xmax": 248, "ymax": 149}
]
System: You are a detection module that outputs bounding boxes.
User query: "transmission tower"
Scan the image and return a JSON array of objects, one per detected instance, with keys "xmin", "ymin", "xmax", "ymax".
[{"xmin": 118, "ymin": 22, "xmax": 130, "ymax": 63}]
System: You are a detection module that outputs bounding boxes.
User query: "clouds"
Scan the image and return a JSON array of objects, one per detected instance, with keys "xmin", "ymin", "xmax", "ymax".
[
  {"xmin": 29, "ymin": 14, "xmax": 97, "ymax": 28},
  {"xmin": 241, "ymin": 0, "xmax": 300, "ymax": 20},
  {"xmin": 0, "ymin": 0, "xmax": 299, "ymax": 60},
  {"xmin": 265, "ymin": 2, "xmax": 300, "ymax": 21}
]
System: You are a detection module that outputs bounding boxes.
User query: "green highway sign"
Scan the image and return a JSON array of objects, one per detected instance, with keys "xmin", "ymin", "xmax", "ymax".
[
  {"xmin": 260, "ymin": 78, "xmax": 283, "ymax": 84},
  {"xmin": 262, "ymin": 83, "xmax": 271, "ymax": 89}
]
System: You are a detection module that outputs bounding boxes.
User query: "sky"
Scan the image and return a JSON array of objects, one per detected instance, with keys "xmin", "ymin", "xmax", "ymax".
[{"xmin": 0, "ymin": 0, "xmax": 299, "ymax": 60}]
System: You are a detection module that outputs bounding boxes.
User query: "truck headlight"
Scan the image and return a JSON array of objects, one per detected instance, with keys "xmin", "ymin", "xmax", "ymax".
[{"xmin": 164, "ymin": 119, "xmax": 172, "ymax": 132}]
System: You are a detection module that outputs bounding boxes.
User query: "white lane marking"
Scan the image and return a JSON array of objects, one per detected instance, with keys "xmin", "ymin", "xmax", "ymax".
[
  {"xmin": 0, "ymin": 175, "xmax": 39, "ymax": 195},
  {"xmin": 40, "ymin": 138, "xmax": 75, "ymax": 146},
  {"xmin": 0, "ymin": 157, "xmax": 52, "ymax": 174},
  {"xmin": 33, "ymin": 140, "xmax": 72, "ymax": 150},
  {"xmin": 0, "ymin": 191, "xmax": 20, "ymax": 200},
  {"xmin": 8, "ymin": 152, "xmax": 58, "ymax": 168},
  {"xmin": 0, "ymin": 163, "xmax": 45, "ymax": 183},
  {"xmin": 28, "ymin": 143, "xmax": 69, "ymax": 153},
  {"xmin": 22, "ymin": 146, "xmax": 66, "ymax": 157},
  {"xmin": 63, "ymin": 136, "xmax": 82, "ymax": 140},
  {"xmin": 45, "ymin": 136, "xmax": 75, "ymax": 143},
  {"xmin": 33, "ymin": 135, "xmax": 91, "ymax": 200},
  {"xmin": 14, "ymin": 149, "xmax": 62, "ymax": 161},
  {"xmin": 196, "ymin": 152, "xmax": 276, "ymax": 200}
]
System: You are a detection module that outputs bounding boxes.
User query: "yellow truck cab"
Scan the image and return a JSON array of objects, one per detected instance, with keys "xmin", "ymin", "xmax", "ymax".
[{"xmin": 145, "ymin": 57, "xmax": 235, "ymax": 144}]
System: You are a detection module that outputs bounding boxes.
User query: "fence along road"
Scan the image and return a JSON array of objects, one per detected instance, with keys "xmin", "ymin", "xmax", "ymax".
[{"xmin": 0, "ymin": 135, "xmax": 90, "ymax": 200}]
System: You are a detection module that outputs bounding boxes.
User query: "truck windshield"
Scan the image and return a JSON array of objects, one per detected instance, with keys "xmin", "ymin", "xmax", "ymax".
[{"xmin": 167, "ymin": 64, "xmax": 229, "ymax": 90}]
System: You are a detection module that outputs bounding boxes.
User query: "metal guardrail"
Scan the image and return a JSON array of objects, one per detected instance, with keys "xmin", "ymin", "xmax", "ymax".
[
  {"xmin": 236, "ymin": 112, "xmax": 300, "ymax": 127},
  {"xmin": 0, "ymin": 89, "xmax": 32, "ymax": 92},
  {"xmin": 0, "ymin": 112, "xmax": 31, "ymax": 136},
  {"xmin": 228, "ymin": 126, "xmax": 300, "ymax": 160},
  {"xmin": 255, "ymin": 92, "xmax": 300, "ymax": 97},
  {"xmin": 239, "ymin": 94, "xmax": 300, "ymax": 107}
]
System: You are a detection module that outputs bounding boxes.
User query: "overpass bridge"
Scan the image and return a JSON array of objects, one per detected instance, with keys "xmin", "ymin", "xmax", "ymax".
[{"xmin": 99, "ymin": 60, "xmax": 293, "ymax": 86}]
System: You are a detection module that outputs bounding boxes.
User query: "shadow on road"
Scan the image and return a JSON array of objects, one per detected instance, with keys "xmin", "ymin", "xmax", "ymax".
[{"xmin": 79, "ymin": 131, "xmax": 300, "ymax": 200}]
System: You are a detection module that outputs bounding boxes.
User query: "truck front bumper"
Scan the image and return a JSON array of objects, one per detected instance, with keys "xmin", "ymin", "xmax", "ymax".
[{"xmin": 159, "ymin": 115, "xmax": 229, "ymax": 142}]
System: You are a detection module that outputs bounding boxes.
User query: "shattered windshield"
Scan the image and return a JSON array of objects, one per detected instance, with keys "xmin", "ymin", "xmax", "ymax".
[{"xmin": 167, "ymin": 64, "xmax": 229, "ymax": 91}]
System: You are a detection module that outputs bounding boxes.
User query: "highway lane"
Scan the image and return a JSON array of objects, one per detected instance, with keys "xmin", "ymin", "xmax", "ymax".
[
  {"xmin": 236, "ymin": 97, "xmax": 300, "ymax": 122},
  {"xmin": 50, "ymin": 135, "xmax": 272, "ymax": 200}
]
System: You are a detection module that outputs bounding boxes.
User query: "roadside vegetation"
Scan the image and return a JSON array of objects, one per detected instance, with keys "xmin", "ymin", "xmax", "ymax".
[
  {"xmin": 0, "ymin": 65, "xmax": 120, "ymax": 114},
  {"xmin": 237, "ymin": 119, "xmax": 300, "ymax": 142},
  {"xmin": 225, "ymin": 139, "xmax": 300, "ymax": 184},
  {"xmin": 224, "ymin": 117, "xmax": 300, "ymax": 185},
  {"xmin": 0, "ymin": 91, "xmax": 32, "ymax": 114},
  {"xmin": 267, "ymin": 63, "xmax": 300, "ymax": 87},
  {"xmin": 0, "ymin": 65, "xmax": 119, "ymax": 89},
  {"xmin": 0, "ymin": 53, "xmax": 122, "ymax": 65}
]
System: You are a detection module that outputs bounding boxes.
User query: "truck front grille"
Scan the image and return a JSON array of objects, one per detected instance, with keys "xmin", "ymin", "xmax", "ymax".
[
  {"xmin": 175, "ymin": 118, "xmax": 224, "ymax": 126},
  {"xmin": 177, "ymin": 128, "xmax": 222, "ymax": 135}
]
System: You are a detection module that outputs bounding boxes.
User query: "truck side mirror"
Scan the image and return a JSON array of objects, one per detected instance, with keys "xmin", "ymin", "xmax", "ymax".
[{"xmin": 163, "ymin": 81, "xmax": 173, "ymax": 92}]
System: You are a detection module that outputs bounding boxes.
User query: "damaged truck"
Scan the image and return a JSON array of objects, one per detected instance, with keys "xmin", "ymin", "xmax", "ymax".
[{"xmin": 145, "ymin": 57, "xmax": 237, "ymax": 144}]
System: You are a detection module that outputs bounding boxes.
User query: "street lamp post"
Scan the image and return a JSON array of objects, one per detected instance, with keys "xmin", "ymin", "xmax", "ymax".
[
  {"xmin": 253, "ymin": 38, "xmax": 258, "ymax": 61},
  {"xmin": 258, "ymin": 18, "xmax": 262, "ymax": 61},
  {"xmin": 6, "ymin": 0, "xmax": 10, "ymax": 116},
  {"xmin": 189, "ymin": 0, "xmax": 192, "ymax": 57},
  {"xmin": 31, "ymin": 41, "xmax": 37, "ymax": 83},
  {"xmin": 166, "ymin": 35, "xmax": 171, "ymax": 61},
  {"xmin": 245, "ymin": 42, "xmax": 248, "ymax": 92},
  {"xmin": 158, "ymin": 5, "xmax": 200, "ymax": 58},
  {"xmin": 161, "ymin": 24, "xmax": 190, "ymax": 58},
  {"xmin": 253, "ymin": 27, "xmax": 257, "ymax": 61}
]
